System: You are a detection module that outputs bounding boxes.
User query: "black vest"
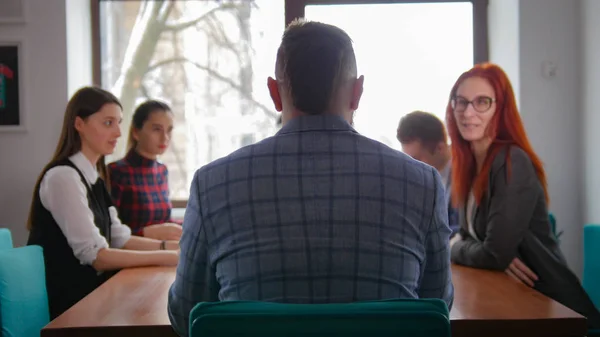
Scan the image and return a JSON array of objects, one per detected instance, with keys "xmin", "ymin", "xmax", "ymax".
[{"xmin": 27, "ymin": 159, "xmax": 115, "ymax": 319}]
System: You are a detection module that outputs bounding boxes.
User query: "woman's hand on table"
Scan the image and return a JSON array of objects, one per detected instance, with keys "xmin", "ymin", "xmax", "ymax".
[
  {"xmin": 165, "ymin": 240, "xmax": 179, "ymax": 251},
  {"xmin": 143, "ymin": 223, "xmax": 182, "ymax": 241},
  {"xmin": 506, "ymin": 257, "xmax": 538, "ymax": 287}
]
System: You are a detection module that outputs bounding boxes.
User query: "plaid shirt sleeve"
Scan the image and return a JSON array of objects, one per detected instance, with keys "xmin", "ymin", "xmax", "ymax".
[
  {"xmin": 168, "ymin": 169, "xmax": 220, "ymax": 337},
  {"xmin": 417, "ymin": 168, "xmax": 454, "ymax": 309}
]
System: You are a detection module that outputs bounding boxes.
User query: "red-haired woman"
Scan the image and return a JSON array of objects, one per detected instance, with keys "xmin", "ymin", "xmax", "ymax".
[{"xmin": 446, "ymin": 63, "xmax": 600, "ymax": 329}]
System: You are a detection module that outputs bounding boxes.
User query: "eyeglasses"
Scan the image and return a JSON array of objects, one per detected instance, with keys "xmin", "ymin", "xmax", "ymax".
[{"xmin": 451, "ymin": 95, "xmax": 496, "ymax": 113}]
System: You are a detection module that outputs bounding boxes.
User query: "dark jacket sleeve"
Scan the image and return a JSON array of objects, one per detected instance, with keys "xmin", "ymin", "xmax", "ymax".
[{"xmin": 451, "ymin": 147, "xmax": 541, "ymax": 270}]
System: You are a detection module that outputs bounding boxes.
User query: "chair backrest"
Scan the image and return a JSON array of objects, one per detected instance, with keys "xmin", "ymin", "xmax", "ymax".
[
  {"xmin": 189, "ymin": 299, "xmax": 450, "ymax": 337},
  {"xmin": 584, "ymin": 224, "xmax": 600, "ymax": 310},
  {"xmin": 0, "ymin": 228, "xmax": 13, "ymax": 250},
  {"xmin": 0, "ymin": 245, "xmax": 50, "ymax": 337}
]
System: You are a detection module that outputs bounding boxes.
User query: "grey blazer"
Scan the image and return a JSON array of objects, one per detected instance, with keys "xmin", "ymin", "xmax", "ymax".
[
  {"xmin": 451, "ymin": 145, "xmax": 600, "ymax": 329},
  {"xmin": 451, "ymin": 145, "xmax": 557, "ymax": 269}
]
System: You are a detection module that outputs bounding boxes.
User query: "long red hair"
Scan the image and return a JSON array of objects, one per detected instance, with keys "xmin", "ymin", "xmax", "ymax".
[{"xmin": 446, "ymin": 63, "xmax": 548, "ymax": 207}]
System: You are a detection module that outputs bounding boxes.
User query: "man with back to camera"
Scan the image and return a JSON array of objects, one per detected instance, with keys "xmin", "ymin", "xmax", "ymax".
[{"xmin": 168, "ymin": 19, "xmax": 454, "ymax": 336}]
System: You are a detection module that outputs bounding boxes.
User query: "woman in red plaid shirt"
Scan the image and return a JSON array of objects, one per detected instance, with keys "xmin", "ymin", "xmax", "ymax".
[{"xmin": 108, "ymin": 100, "xmax": 182, "ymax": 241}]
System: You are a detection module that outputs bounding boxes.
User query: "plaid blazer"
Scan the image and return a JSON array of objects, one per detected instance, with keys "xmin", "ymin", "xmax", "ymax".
[{"xmin": 168, "ymin": 114, "xmax": 454, "ymax": 336}]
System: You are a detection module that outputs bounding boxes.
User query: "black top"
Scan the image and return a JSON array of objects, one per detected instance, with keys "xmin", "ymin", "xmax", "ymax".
[
  {"xmin": 451, "ymin": 145, "xmax": 600, "ymax": 329},
  {"xmin": 451, "ymin": 146, "xmax": 554, "ymax": 268},
  {"xmin": 27, "ymin": 158, "xmax": 115, "ymax": 319}
]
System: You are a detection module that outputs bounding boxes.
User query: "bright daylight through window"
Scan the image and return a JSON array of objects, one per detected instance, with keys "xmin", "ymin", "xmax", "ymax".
[{"xmin": 99, "ymin": 1, "xmax": 473, "ymax": 200}]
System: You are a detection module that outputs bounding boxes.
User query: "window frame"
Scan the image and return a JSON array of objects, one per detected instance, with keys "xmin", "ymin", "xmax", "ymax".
[
  {"xmin": 90, "ymin": 0, "xmax": 489, "ymax": 207},
  {"xmin": 285, "ymin": 0, "xmax": 489, "ymax": 64}
]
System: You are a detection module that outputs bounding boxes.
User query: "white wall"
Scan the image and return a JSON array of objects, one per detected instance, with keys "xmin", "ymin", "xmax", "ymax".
[
  {"xmin": 520, "ymin": 0, "xmax": 584, "ymax": 275},
  {"xmin": 0, "ymin": 0, "xmax": 68, "ymax": 246},
  {"xmin": 488, "ymin": 0, "xmax": 520, "ymax": 105},
  {"xmin": 0, "ymin": 0, "xmax": 92, "ymax": 246},
  {"xmin": 489, "ymin": 0, "xmax": 584, "ymax": 275},
  {"xmin": 582, "ymin": 1, "xmax": 600, "ymax": 228}
]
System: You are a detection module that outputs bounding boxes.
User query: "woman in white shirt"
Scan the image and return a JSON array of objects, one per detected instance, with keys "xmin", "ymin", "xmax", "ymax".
[{"xmin": 26, "ymin": 87, "xmax": 179, "ymax": 319}]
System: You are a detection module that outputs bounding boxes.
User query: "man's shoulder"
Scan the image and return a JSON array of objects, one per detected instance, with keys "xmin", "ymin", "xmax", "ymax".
[
  {"xmin": 193, "ymin": 133, "xmax": 437, "ymax": 187},
  {"xmin": 193, "ymin": 138, "xmax": 275, "ymax": 182},
  {"xmin": 357, "ymin": 136, "xmax": 437, "ymax": 182}
]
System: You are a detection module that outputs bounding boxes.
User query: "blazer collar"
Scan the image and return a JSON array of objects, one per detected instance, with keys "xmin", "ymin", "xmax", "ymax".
[{"xmin": 276, "ymin": 114, "xmax": 358, "ymax": 135}]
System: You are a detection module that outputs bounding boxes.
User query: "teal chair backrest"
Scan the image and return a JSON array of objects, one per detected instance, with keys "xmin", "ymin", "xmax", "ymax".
[
  {"xmin": 0, "ymin": 245, "xmax": 50, "ymax": 337},
  {"xmin": 584, "ymin": 224, "xmax": 600, "ymax": 310},
  {"xmin": 0, "ymin": 228, "xmax": 13, "ymax": 250},
  {"xmin": 190, "ymin": 299, "xmax": 450, "ymax": 337}
]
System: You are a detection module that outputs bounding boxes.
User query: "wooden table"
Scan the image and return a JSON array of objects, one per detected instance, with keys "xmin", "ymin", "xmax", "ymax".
[{"xmin": 42, "ymin": 264, "xmax": 587, "ymax": 337}]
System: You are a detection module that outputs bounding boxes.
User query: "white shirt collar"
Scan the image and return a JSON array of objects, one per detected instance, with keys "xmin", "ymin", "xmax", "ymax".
[{"xmin": 68, "ymin": 151, "xmax": 99, "ymax": 185}]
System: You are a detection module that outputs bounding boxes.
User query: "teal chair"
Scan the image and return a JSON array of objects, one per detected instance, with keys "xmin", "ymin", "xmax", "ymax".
[
  {"xmin": 189, "ymin": 299, "xmax": 450, "ymax": 337},
  {"xmin": 0, "ymin": 228, "xmax": 12, "ymax": 250},
  {"xmin": 584, "ymin": 224, "xmax": 600, "ymax": 309},
  {"xmin": 584, "ymin": 224, "xmax": 600, "ymax": 337},
  {"xmin": 0, "ymin": 245, "xmax": 50, "ymax": 337}
]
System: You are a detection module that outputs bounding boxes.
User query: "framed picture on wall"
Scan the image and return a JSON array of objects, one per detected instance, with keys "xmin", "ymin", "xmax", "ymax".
[
  {"xmin": 0, "ymin": 41, "xmax": 25, "ymax": 132},
  {"xmin": 0, "ymin": 0, "xmax": 26, "ymax": 24}
]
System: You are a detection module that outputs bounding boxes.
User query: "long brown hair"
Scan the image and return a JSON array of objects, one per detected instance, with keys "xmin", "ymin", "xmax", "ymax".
[
  {"xmin": 446, "ymin": 63, "xmax": 548, "ymax": 207},
  {"xmin": 26, "ymin": 87, "xmax": 122, "ymax": 230}
]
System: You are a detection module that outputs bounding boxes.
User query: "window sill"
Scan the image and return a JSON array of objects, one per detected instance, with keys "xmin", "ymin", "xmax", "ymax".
[{"xmin": 172, "ymin": 208, "xmax": 186, "ymax": 221}]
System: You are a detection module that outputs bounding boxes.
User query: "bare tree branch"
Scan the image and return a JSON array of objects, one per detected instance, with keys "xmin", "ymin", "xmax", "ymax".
[
  {"xmin": 164, "ymin": 3, "xmax": 238, "ymax": 32},
  {"xmin": 205, "ymin": 14, "xmax": 239, "ymax": 55},
  {"xmin": 157, "ymin": 0, "xmax": 175, "ymax": 23},
  {"xmin": 168, "ymin": 25, "xmax": 188, "ymax": 184},
  {"xmin": 111, "ymin": 0, "xmax": 173, "ymax": 156},
  {"xmin": 145, "ymin": 57, "xmax": 277, "ymax": 119}
]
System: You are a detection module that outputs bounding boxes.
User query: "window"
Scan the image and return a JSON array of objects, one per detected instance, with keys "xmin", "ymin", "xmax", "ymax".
[
  {"xmin": 96, "ymin": 0, "xmax": 284, "ymax": 200},
  {"xmin": 93, "ymin": 0, "xmax": 487, "ymax": 201},
  {"xmin": 305, "ymin": 2, "xmax": 474, "ymax": 150}
]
